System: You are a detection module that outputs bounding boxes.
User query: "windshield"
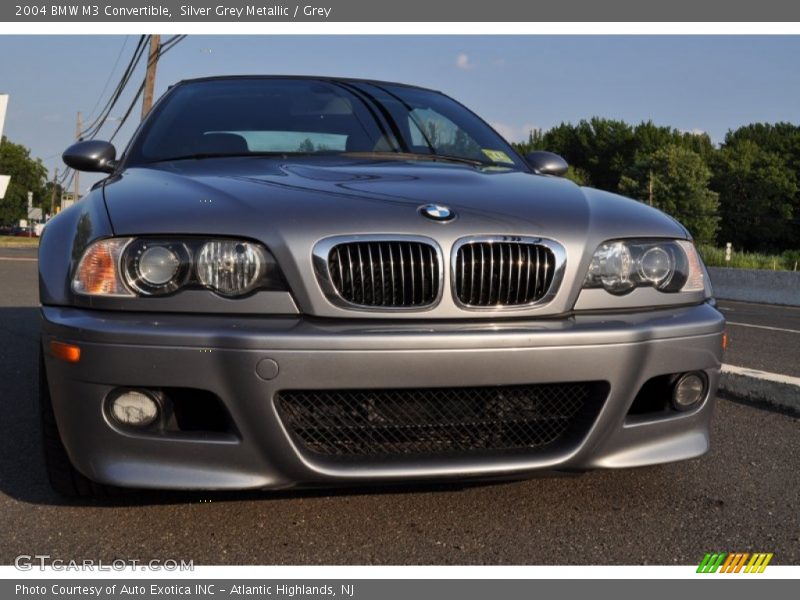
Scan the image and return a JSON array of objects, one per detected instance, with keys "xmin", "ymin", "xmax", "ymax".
[{"xmin": 125, "ymin": 78, "xmax": 528, "ymax": 170}]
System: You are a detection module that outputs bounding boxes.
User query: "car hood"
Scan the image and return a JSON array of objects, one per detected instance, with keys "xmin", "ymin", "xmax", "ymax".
[{"xmin": 102, "ymin": 156, "xmax": 687, "ymax": 317}]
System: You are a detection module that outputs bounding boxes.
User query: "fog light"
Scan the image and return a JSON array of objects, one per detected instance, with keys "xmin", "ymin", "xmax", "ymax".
[
  {"xmin": 672, "ymin": 372, "xmax": 707, "ymax": 411},
  {"xmin": 109, "ymin": 390, "xmax": 159, "ymax": 427}
]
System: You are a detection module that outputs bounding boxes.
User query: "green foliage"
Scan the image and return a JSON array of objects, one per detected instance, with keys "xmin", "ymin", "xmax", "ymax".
[
  {"xmin": 515, "ymin": 128, "xmax": 548, "ymax": 153},
  {"xmin": 0, "ymin": 136, "xmax": 49, "ymax": 225},
  {"xmin": 618, "ymin": 144, "xmax": 719, "ymax": 244},
  {"xmin": 697, "ymin": 244, "xmax": 800, "ymax": 271},
  {"xmin": 544, "ymin": 118, "xmax": 636, "ymax": 192},
  {"xmin": 712, "ymin": 140, "xmax": 798, "ymax": 252},
  {"xmin": 0, "ymin": 235, "xmax": 39, "ymax": 248},
  {"xmin": 563, "ymin": 165, "xmax": 591, "ymax": 186},
  {"xmin": 723, "ymin": 122, "xmax": 800, "ymax": 173},
  {"xmin": 440, "ymin": 128, "xmax": 482, "ymax": 159},
  {"xmin": 297, "ymin": 138, "xmax": 315, "ymax": 153},
  {"xmin": 513, "ymin": 118, "xmax": 800, "ymax": 252}
]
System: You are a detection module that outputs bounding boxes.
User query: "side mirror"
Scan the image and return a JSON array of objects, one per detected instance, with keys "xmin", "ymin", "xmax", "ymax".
[
  {"xmin": 62, "ymin": 140, "xmax": 117, "ymax": 173},
  {"xmin": 525, "ymin": 151, "xmax": 569, "ymax": 177}
]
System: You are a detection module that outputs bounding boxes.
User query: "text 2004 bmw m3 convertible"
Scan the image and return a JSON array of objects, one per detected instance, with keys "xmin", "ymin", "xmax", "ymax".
[{"xmin": 39, "ymin": 76, "xmax": 725, "ymax": 496}]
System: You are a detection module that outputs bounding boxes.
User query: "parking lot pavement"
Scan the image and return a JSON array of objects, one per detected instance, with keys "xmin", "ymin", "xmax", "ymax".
[
  {"xmin": 1, "ymin": 253, "xmax": 798, "ymax": 565},
  {"xmin": 718, "ymin": 300, "xmax": 800, "ymax": 378}
]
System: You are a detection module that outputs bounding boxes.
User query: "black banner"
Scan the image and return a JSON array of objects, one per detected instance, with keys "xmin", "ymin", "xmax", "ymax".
[{"xmin": 4, "ymin": 0, "xmax": 800, "ymax": 22}]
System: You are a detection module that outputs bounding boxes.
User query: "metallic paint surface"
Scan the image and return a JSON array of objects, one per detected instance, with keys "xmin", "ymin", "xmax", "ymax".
[
  {"xmin": 42, "ymin": 303, "xmax": 724, "ymax": 490},
  {"xmin": 39, "ymin": 86, "xmax": 724, "ymax": 490}
]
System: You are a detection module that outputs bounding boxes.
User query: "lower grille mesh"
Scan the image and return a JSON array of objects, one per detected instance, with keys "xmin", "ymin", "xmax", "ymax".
[{"xmin": 276, "ymin": 383, "xmax": 606, "ymax": 459}]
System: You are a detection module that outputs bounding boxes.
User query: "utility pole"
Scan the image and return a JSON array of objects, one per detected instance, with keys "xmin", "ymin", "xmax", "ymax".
[
  {"xmin": 141, "ymin": 34, "xmax": 161, "ymax": 120},
  {"xmin": 648, "ymin": 169, "xmax": 653, "ymax": 206},
  {"xmin": 50, "ymin": 167, "xmax": 59, "ymax": 214},
  {"xmin": 74, "ymin": 111, "xmax": 82, "ymax": 201}
]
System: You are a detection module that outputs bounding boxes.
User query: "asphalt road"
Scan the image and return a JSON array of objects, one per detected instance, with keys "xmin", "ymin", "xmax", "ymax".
[
  {"xmin": 1, "ymin": 250, "xmax": 798, "ymax": 565},
  {"xmin": 717, "ymin": 300, "xmax": 800, "ymax": 378}
]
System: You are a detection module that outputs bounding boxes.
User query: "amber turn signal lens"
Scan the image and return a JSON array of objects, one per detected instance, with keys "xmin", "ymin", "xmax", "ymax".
[
  {"xmin": 50, "ymin": 341, "xmax": 81, "ymax": 363},
  {"xmin": 72, "ymin": 238, "xmax": 133, "ymax": 296},
  {"xmin": 722, "ymin": 332, "xmax": 729, "ymax": 351}
]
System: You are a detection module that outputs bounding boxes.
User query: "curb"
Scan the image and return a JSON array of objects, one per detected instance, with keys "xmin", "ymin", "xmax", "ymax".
[{"xmin": 719, "ymin": 364, "xmax": 800, "ymax": 415}]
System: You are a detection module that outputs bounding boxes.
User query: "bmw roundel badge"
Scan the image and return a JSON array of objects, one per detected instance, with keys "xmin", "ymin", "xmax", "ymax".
[{"xmin": 419, "ymin": 203, "xmax": 456, "ymax": 222}]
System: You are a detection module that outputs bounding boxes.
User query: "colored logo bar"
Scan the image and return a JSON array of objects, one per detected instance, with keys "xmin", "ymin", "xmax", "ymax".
[{"xmin": 697, "ymin": 552, "xmax": 773, "ymax": 573}]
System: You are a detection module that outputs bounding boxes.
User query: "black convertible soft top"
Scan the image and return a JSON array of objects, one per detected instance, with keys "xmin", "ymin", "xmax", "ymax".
[{"xmin": 173, "ymin": 74, "xmax": 440, "ymax": 94}]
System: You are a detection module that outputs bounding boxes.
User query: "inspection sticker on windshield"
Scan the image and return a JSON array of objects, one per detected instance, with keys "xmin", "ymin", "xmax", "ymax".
[{"xmin": 481, "ymin": 149, "xmax": 514, "ymax": 164}]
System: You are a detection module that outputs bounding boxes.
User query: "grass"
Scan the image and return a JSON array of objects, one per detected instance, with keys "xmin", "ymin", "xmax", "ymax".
[
  {"xmin": 698, "ymin": 244, "xmax": 800, "ymax": 272},
  {"xmin": 0, "ymin": 235, "xmax": 39, "ymax": 248}
]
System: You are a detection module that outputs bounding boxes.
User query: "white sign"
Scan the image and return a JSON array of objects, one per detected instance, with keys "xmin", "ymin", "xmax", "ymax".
[
  {"xmin": 61, "ymin": 191, "xmax": 76, "ymax": 211},
  {"xmin": 28, "ymin": 207, "xmax": 42, "ymax": 220},
  {"xmin": 0, "ymin": 95, "xmax": 9, "ymax": 199},
  {"xmin": 0, "ymin": 94, "xmax": 8, "ymax": 139}
]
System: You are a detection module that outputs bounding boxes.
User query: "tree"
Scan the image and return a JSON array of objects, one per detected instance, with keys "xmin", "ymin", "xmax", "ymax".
[
  {"xmin": 501, "ymin": 117, "xmax": 800, "ymax": 250},
  {"xmin": 449, "ymin": 128, "xmax": 481, "ymax": 158},
  {"xmin": 619, "ymin": 144, "xmax": 720, "ymax": 244},
  {"xmin": 711, "ymin": 140, "xmax": 798, "ymax": 251},
  {"xmin": 424, "ymin": 121, "xmax": 439, "ymax": 148},
  {"xmin": 0, "ymin": 136, "xmax": 49, "ymax": 225},
  {"xmin": 723, "ymin": 122, "xmax": 800, "ymax": 174},
  {"xmin": 512, "ymin": 128, "xmax": 548, "ymax": 154},
  {"xmin": 563, "ymin": 166, "xmax": 591, "ymax": 186},
  {"xmin": 543, "ymin": 118, "xmax": 636, "ymax": 192},
  {"xmin": 297, "ymin": 138, "xmax": 315, "ymax": 153},
  {"xmin": 43, "ymin": 180, "xmax": 64, "ymax": 215}
]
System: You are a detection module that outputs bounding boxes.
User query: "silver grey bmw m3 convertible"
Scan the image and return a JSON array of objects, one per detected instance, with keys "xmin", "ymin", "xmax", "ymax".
[{"xmin": 39, "ymin": 76, "xmax": 725, "ymax": 496}]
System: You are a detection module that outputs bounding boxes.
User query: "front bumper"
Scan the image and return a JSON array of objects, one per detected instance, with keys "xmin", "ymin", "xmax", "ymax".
[{"xmin": 41, "ymin": 302, "xmax": 725, "ymax": 490}]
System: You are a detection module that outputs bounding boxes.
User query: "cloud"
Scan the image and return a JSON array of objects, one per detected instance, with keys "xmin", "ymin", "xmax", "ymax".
[
  {"xmin": 455, "ymin": 53, "xmax": 472, "ymax": 70},
  {"xmin": 490, "ymin": 122, "xmax": 540, "ymax": 143}
]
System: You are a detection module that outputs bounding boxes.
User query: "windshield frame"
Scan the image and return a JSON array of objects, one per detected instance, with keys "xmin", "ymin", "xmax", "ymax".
[{"xmin": 119, "ymin": 77, "xmax": 532, "ymax": 173}]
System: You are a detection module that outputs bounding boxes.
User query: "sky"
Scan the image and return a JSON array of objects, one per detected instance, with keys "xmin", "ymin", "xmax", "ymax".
[{"xmin": 1, "ymin": 35, "xmax": 799, "ymax": 194}]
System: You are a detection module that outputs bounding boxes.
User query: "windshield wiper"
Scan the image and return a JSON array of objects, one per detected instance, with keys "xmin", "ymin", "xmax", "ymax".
[
  {"xmin": 345, "ymin": 151, "xmax": 513, "ymax": 168},
  {"xmin": 147, "ymin": 151, "xmax": 319, "ymax": 163},
  {"xmin": 148, "ymin": 150, "xmax": 515, "ymax": 169}
]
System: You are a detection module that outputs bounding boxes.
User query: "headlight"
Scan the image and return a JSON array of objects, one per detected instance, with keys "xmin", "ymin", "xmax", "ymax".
[
  {"xmin": 196, "ymin": 240, "xmax": 267, "ymax": 297},
  {"xmin": 73, "ymin": 237, "xmax": 286, "ymax": 297},
  {"xmin": 583, "ymin": 239, "xmax": 705, "ymax": 295},
  {"xmin": 122, "ymin": 239, "xmax": 192, "ymax": 295}
]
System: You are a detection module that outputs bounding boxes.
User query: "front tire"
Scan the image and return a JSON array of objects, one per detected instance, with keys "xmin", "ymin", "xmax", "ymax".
[{"xmin": 39, "ymin": 347, "xmax": 112, "ymax": 498}]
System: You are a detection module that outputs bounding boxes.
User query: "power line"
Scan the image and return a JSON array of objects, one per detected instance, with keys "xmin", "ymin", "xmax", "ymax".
[
  {"xmin": 108, "ymin": 35, "xmax": 187, "ymax": 143},
  {"xmin": 108, "ymin": 80, "xmax": 145, "ymax": 143},
  {"xmin": 56, "ymin": 165, "xmax": 71, "ymax": 185},
  {"xmin": 78, "ymin": 35, "xmax": 149, "ymax": 139},
  {"xmin": 160, "ymin": 34, "xmax": 187, "ymax": 54},
  {"xmin": 80, "ymin": 35, "xmax": 149, "ymax": 139},
  {"xmin": 84, "ymin": 36, "xmax": 130, "ymax": 123},
  {"xmin": 61, "ymin": 170, "xmax": 74, "ymax": 191}
]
